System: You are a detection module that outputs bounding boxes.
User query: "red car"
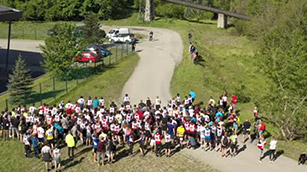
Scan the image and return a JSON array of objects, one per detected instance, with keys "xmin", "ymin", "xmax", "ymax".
[{"xmin": 76, "ymin": 52, "xmax": 99, "ymax": 63}]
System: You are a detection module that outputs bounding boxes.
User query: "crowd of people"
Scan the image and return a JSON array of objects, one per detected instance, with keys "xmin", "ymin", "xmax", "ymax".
[{"xmin": 0, "ymin": 89, "xmax": 276, "ymax": 171}]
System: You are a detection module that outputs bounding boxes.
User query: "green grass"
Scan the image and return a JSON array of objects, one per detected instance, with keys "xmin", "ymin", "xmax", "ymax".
[
  {"xmin": 0, "ymin": 140, "xmax": 218, "ymax": 172},
  {"xmin": 0, "ymin": 21, "xmax": 81, "ymax": 40},
  {"xmin": 101, "ymin": 13, "xmax": 307, "ymax": 160},
  {"xmin": 52, "ymin": 53, "xmax": 139, "ymax": 106}
]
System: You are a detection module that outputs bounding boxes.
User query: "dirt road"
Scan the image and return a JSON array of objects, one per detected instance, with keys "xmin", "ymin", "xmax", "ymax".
[{"xmin": 118, "ymin": 27, "xmax": 307, "ymax": 172}]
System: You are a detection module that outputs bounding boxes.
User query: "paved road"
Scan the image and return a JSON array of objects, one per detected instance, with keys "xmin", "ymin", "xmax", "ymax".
[
  {"xmin": 0, "ymin": 39, "xmax": 44, "ymax": 93},
  {"xmin": 118, "ymin": 27, "xmax": 307, "ymax": 172},
  {"xmin": 119, "ymin": 26, "xmax": 183, "ymax": 105}
]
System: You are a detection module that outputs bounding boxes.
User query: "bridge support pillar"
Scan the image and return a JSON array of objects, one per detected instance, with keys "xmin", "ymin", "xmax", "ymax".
[
  {"xmin": 217, "ymin": 13, "xmax": 228, "ymax": 29},
  {"xmin": 144, "ymin": 0, "xmax": 154, "ymax": 21}
]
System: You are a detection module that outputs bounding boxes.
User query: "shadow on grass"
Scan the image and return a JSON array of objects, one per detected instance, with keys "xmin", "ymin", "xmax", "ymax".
[
  {"xmin": 194, "ymin": 55, "xmax": 206, "ymax": 68},
  {"xmin": 29, "ymin": 89, "xmax": 64, "ymax": 105}
]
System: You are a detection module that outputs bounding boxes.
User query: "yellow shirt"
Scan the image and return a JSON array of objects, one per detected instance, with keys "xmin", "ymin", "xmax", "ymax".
[
  {"xmin": 45, "ymin": 129, "xmax": 53, "ymax": 140},
  {"xmin": 177, "ymin": 126, "xmax": 185, "ymax": 137},
  {"xmin": 65, "ymin": 134, "xmax": 75, "ymax": 147}
]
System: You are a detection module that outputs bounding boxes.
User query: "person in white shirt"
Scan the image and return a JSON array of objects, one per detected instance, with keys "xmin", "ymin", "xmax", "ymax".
[
  {"xmin": 99, "ymin": 97, "xmax": 105, "ymax": 107},
  {"xmin": 29, "ymin": 104, "xmax": 37, "ymax": 114},
  {"xmin": 155, "ymin": 96, "xmax": 161, "ymax": 110},
  {"xmin": 123, "ymin": 94, "xmax": 130, "ymax": 105},
  {"xmin": 77, "ymin": 96, "xmax": 85, "ymax": 108},
  {"xmin": 269, "ymin": 137, "xmax": 278, "ymax": 162}
]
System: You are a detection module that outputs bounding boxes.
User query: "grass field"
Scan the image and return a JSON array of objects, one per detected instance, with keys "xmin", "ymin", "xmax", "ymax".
[{"xmin": 0, "ymin": 139, "xmax": 218, "ymax": 172}]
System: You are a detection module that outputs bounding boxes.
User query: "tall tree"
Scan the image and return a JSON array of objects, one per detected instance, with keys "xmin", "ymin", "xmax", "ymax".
[
  {"xmin": 41, "ymin": 24, "xmax": 84, "ymax": 79},
  {"xmin": 83, "ymin": 12, "xmax": 106, "ymax": 45},
  {"xmin": 7, "ymin": 55, "xmax": 34, "ymax": 105},
  {"xmin": 255, "ymin": 0, "xmax": 307, "ymax": 140}
]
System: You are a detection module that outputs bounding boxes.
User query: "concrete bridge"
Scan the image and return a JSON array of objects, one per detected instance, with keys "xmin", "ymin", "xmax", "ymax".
[{"xmin": 144, "ymin": 0, "xmax": 252, "ymax": 28}]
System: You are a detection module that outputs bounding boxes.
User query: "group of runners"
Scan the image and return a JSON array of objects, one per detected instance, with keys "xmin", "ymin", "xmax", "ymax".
[{"xmin": 0, "ymin": 89, "xmax": 276, "ymax": 171}]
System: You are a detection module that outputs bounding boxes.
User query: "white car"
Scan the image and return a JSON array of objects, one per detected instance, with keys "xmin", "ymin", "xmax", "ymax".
[
  {"xmin": 106, "ymin": 29, "xmax": 119, "ymax": 38},
  {"xmin": 109, "ymin": 34, "xmax": 133, "ymax": 43}
]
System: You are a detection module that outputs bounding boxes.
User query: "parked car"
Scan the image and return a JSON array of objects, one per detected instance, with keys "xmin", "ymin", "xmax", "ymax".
[
  {"xmin": 76, "ymin": 52, "xmax": 100, "ymax": 63},
  {"xmin": 106, "ymin": 28, "xmax": 119, "ymax": 38},
  {"xmin": 106, "ymin": 28, "xmax": 130, "ymax": 38},
  {"xmin": 101, "ymin": 49, "xmax": 111, "ymax": 57},
  {"xmin": 86, "ymin": 45, "xmax": 102, "ymax": 56},
  {"xmin": 86, "ymin": 45, "xmax": 110, "ymax": 57},
  {"xmin": 109, "ymin": 34, "xmax": 133, "ymax": 43}
]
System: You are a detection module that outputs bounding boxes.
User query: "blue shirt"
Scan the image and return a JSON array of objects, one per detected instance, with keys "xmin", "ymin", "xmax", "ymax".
[
  {"xmin": 54, "ymin": 123, "xmax": 63, "ymax": 135},
  {"xmin": 190, "ymin": 118, "xmax": 197, "ymax": 124},
  {"xmin": 93, "ymin": 99, "xmax": 99, "ymax": 108},
  {"xmin": 167, "ymin": 124, "xmax": 175, "ymax": 136},
  {"xmin": 31, "ymin": 137, "xmax": 38, "ymax": 148},
  {"xmin": 93, "ymin": 137, "xmax": 99, "ymax": 149},
  {"xmin": 189, "ymin": 91, "xmax": 196, "ymax": 99},
  {"xmin": 216, "ymin": 112, "xmax": 223, "ymax": 119}
]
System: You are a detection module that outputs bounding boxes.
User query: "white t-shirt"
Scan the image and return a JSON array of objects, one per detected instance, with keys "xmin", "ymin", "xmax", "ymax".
[
  {"xmin": 269, "ymin": 140, "xmax": 277, "ymax": 150},
  {"xmin": 41, "ymin": 146, "xmax": 51, "ymax": 154},
  {"xmin": 222, "ymin": 96, "xmax": 227, "ymax": 102},
  {"xmin": 78, "ymin": 98, "xmax": 85, "ymax": 105},
  {"xmin": 155, "ymin": 98, "xmax": 161, "ymax": 105},
  {"xmin": 37, "ymin": 127, "xmax": 45, "ymax": 138}
]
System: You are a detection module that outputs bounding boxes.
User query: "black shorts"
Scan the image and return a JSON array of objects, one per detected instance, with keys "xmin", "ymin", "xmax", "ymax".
[
  {"xmin": 139, "ymin": 142, "xmax": 145, "ymax": 149},
  {"xmin": 47, "ymin": 139, "xmax": 53, "ymax": 145},
  {"xmin": 165, "ymin": 142, "xmax": 171, "ymax": 149},
  {"xmin": 94, "ymin": 148, "xmax": 97, "ymax": 153},
  {"xmin": 230, "ymin": 144, "xmax": 237, "ymax": 149},
  {"xmin": 145, "ymin": 131, "xmax": 151, "ymax": 137}
]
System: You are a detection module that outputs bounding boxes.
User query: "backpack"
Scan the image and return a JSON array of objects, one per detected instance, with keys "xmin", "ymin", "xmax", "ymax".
[{"xmin": 260, "ymin": 123, "xmax": 266, "ymax": 131}]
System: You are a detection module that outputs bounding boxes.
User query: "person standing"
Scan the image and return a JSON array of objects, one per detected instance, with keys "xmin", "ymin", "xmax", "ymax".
[
  {"xmin": 2, "ymin": 116, "xmax": 10, "ymax": 141},
  {"xmin": 97, "ymin": 136, "xmax": 106, "ymax": 166},
  {"xmin": 31, "ymin": 133, "xmax": 40, "ymax": 158},
  {"xmin": 188, "ymin": 33, "xmax": 192, "ymax": 43},
  {"xmin": 242, "ymin": 119, "xmax": 251, "ymax": 143},
  {"xmin": 65, "ymin": 131, "xmax": 75, "ymax": 159},
  {"xmin": 221, "ymin": 132, "xmax": 229, "ymax": 157},
  {"xmin": 41, "ymin": 143, "xmax": 53, "ymax": 172},
  {"xmin": 230, "ymin": 132, "xmax": 238, "ymax": 157},
  {"xmin": 189, "ymin": 89, "xmax": 196, "ymax": 103},
  {"xmin": 53, "ymin": 146, "xmax": 61, "ymax": 172},
  {"xmin": 164, "ymin": 131, "xmax": 172, "ymax": 157},
  {"xmin": 257, "ymin": 138, "xmax": 267, "ymax": 162},
  {"xmin": 269, "ymin": 137, "xmax": 278, "ymax": 162},
  {"xmin": 23, "ymin": 133, "xmax": 31, "ymax": 158},
  {"xmin": 155, "ymin": 130, "xmax": 162, "ymax": 157}
]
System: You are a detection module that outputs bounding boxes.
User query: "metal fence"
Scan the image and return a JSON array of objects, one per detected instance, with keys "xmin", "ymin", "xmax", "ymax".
[{"xmin": 1, "ymin": 43, "xmax": 133, "ymax": 110}]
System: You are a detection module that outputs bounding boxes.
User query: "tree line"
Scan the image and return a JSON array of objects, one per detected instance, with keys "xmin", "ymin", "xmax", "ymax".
[{"xmin": 0, "ymin": 0, "xmax": 134, "ymax": 20}]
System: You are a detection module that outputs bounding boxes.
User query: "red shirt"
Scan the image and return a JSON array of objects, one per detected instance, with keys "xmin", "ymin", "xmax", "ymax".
[
  {"xmin": 231, "ymin": 95, "xmax": 237, "ymax": 105},
  {"xmin": 189, "ymin": 123, "xmax": 196, "ymax": 133},
  {"xmin": 155, "ymin": 133, "xmax": 162, "ymax": 144}
]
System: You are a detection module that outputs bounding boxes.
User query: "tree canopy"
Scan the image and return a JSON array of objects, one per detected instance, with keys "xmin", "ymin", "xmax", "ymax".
[{"xmin": 40, "ymin": 24, "xmax": 84, "ymax": 79}]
